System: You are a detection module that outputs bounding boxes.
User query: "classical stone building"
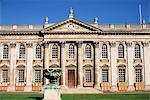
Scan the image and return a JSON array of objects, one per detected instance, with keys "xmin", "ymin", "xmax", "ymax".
[{"xmin": 0, "ymin": 9, "xmax": 150, "ymax": 92}]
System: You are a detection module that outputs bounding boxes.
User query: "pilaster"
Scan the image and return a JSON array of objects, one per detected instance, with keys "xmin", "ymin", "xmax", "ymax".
[
  {"xmin": 127, "ymin": 42, "xmax": 135, "ymax": 91},
  {"xmin": 44, "ymin": 42, "xmax": 49, "ymax": 84},
  {"xmin": 24, "ymin": 42, "xmax": 33, "ymax": 92},
  {"xmin": 77, "ymin": 41, "xmax": 83, "ymax": 88},
  {"xmin": 94, "ymin": 42, "xmax": 100, "ymax": 88},
  {"xmin": 60, "ymin": 41, "xmax": 66, "ymax": 87},
  {"xmin": 143, "ymin": 42, "xmax": 150, "ymax": 91},
  {"xmin": 7, "ymin": 43, "xmax": 16, "ymax": 92},
  {"xmin": 110, "ymin": 42, "xmax": 118, "ymax": 92}
]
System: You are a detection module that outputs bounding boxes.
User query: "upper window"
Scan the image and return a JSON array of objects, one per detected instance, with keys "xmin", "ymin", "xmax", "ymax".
[
  {"xmin": 135, "ymin": 44, "xmax": 141, "ymax": 58},
  {"xmin": 118, "ymin": 44, "xmax": 124, "ymax": 58},
  {"xmin": 68, "ymin": 44, "xmax": 74, "ymax": 59},
  {"xmin": 52, "ymin": 44, "xmax": 58, "ymax": 58},
  {"xmin": 102, "ymin": 44, "xmax": 108, "ymax": 58},
  {"xmin": 3, "ymin": 45, "xmax": 9, "ymax": 59},
  {"xmin": 35, "ymin": 44, "xmax": 41, "ymax": 59},
  {"xmin": 85, "ymin": 44, "xmax": 91, "ymax": 58},
  {"xmin": 19, "ymin": 44, "xmax": 25, "ymax": 59}
]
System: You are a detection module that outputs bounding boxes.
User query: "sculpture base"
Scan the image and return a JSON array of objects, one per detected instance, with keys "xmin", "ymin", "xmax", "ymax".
[{"xmin": 43, "ymin": 89, "xmax": 61, "ymax": 100}]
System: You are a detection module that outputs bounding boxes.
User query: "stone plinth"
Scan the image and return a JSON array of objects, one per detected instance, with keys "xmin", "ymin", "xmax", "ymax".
[{"xmin": 43, "ymin": 89, "xmax": 61, "ymax": 100}]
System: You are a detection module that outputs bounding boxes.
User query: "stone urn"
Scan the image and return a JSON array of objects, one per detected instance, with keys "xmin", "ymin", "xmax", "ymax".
[{"xmin": 43, "ymin": 68, "xmax": 62, "ymax": 100}]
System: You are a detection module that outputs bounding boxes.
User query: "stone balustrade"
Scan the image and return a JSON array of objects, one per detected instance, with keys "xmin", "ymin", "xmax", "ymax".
[{"xmin": 0, "ymin": 24, "xmax": 150, "ymax": 31}]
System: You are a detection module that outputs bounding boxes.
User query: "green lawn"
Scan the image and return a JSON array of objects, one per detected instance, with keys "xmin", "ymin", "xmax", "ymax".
[
  {"xmin": 62, "ymin": 93, "xmax": 150, "ymax": 100},
  {"xmin": 0, "ymin": 93, "xmax": 149, "ymax": 100}
]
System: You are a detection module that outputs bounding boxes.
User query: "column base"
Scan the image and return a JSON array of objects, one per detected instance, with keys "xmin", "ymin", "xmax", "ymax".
[
  {"xmin": 77, "ymin": 85, "xmax": 83, "ymax": 89},
  {"xmin": 145, "ymin": 85, "xmax": 150, "ymax": 91},
  {"xmin": 7, "ymin": 85, "xmax": 15, "ymax": 92},
  {"xmin": 128, "ymin": 85, "xmax": 135, "ymax": 91},
  {"xmin": 24, "ymin": 86, "xmax": 32, "ymax": 92},
  {"xmin": 110, "ymin": 85, "xmax": 118, "ymax": 92},
  {"xmin": 94, "ymin": 84, "xmax": 100, "ymax": 89}
]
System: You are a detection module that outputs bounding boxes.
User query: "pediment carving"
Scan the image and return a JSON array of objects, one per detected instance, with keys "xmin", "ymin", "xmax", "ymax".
[{"xmin": 41, "ymin": 18, "xmax": 101, "ymax": 33}]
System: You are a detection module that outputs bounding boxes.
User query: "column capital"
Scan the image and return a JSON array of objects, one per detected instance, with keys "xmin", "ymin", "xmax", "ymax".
[
  {"xmin": 77, "ymin": 41, "xmax": 83, "ymax": 48},
  {"xmin": 44, "ymin": 42, "xmax": 49, "ymax": 48},
  {"xmin": 10, "ymin": 43, "xmax": 16, "ymax": 48},
  {"xmin": 60, "ymin": 41, "xmax": 66, "ymax": 48},
  {"xmin": 126, "ymin": 42, "xmax": 132, "ymax": 47},
  {"xmin": 110, "ymin": 42, "xmax": 116, "ymax": 47},
  {"xmin": 93, "ymin": 41, "xmax": 99, "ymax": 48},
  {"xmin": 142, "ymin": 41, "xmax": 149, "ymax": 47},
  {"xmin": 26, "ymin": 42, "xmax": 33, "ymax": 48}
]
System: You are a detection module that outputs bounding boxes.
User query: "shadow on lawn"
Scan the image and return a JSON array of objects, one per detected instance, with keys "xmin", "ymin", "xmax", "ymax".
[{"xmin": 28, "ymin": 96, "xmax": 43, "ymax": 100}]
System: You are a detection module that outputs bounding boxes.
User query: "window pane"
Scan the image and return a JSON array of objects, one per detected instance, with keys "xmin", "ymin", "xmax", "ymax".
[
  {"xmin": 85, "ymin": 69, "xmax": 92, "ymax": 82},
  {"xmin": 85, "ymin": 44, "xmax": 91, "ymax": 58},
  {"xmin": 102, "ymin": 69, "xmax": 108, "ymax": 82},
  {"xmin": 19, "ymin": 44, "xmax": 25, "ymax": 59},
  {"xmin": 18, "ymin": 70, "xmax": 24, "ymax": 82},
  {"xmin": 135, "ymin": 44, "xmax": 141, "ymax": 58},
  {"xmin": 2, "ymin": 70, "xmax": 8, "ymax": 82},
  {"xmin": 34, "ymin": 70, "xmax": 41, "ymax": 82},
  {"xmin": 119, "ymin": 69, "xmax": 125, "ymax": 82},
  {"xmin": 52, "ymin": 44, "xmax": 58, "ymax": 58},
  {"xmin": 102, "ymin": 44, "xmax": 108, "ymax": 58},
  {"xmin": 118, "ymin": 44, "xmax": 124, "ymax": 58},
  {"xmin": 3, "ymin": 45, "xmax": 9, "ymax": 59},
  {"xmin": 136, "ymin": 69, "xmax": 142, "ymax": 82},
  {"xmin": 36, "ymin": 45, "xmax": 41, "ymax": 59},
  {"xmin": 68, "ymin": 44, "xmax": 74, "ymax": 59}
]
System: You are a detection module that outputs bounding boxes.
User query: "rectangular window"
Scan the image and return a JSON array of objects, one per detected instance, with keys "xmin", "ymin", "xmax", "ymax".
[
  {"xmin": 18, "ymin": 70, "xmax": 24, "ymax": 82},
  {"xmin": 119, "ymin": 69, "xmax": 125, "ymax": 82},
  {"xmin": 34, "ymin": 70, "xmax": 41, "ymax": 82},
  {"xmin": 3, "ymin": 46, "xmax": 9, "ymax": 59},
  {"xmin": 2, "ymin": 70, "xmax": 8, "ymax": 82},
  {"xmin": 102, "ymin": 69, "xmax": 109, "ymax": 82},
  {"xmin": 136, "ymin": 69, "xmax": 142, "ymax": 82},
  {"xmin": 85, "ymin": 69, "xmax": 92, "ymax": 82}
]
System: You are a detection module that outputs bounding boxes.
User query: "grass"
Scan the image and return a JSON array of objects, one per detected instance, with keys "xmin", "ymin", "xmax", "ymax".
[
  {"xmin": 62, "ymin": 93, "xmax": 150, "ymax": 100},
  {"xmin": 0, "ymin": 93, "xmax": 149, "ymax": 100}
]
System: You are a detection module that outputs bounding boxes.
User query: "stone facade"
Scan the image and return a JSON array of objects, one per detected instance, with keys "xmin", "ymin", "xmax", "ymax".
[{"xmin": 0, "ymin": 12, "xmax": 150, "ymax": 92}]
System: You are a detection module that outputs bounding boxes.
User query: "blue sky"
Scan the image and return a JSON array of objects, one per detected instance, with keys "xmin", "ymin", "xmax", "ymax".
[{"xmin": 0, "ymin": 0, "xmax": 149, "ymax": 24}]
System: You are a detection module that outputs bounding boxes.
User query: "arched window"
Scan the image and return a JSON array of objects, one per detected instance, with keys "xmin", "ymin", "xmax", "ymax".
[
  {"xmin": 19, "ymin": 44, "xmax": 25, "ymax": 59},
  {"xmin": 52, "ymin": 44, "xmax": 58, "ymax": 58},
  {"xmin": 135, "ymin": 44, "xmax": 141, "ymax": 58},
  {"xmin": 68, "ymin": 44, "xmax": 74, "ymax": 59},
  {"xmin": 118, "ymin": 44, "xmax": 124, "ymax": 58},
  {"xmin": 102, "ymin": 44, "xmax": 108, "ymax": 58},
  {"xmin": 35, "ymin": 44, "xmax": 41, "ymax": 59},
  {"xmin": 85, "ymin": 44, "xmax": 91, "ymax": 58},
  {"xmin": 3, "ymin": 45, "xmax": 9, "ymax": 59}
]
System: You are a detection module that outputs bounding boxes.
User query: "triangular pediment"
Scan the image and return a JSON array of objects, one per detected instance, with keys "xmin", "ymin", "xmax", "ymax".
[{"xmin": 41, "ymin": 18, "xmax": 101, "ymax": 33}]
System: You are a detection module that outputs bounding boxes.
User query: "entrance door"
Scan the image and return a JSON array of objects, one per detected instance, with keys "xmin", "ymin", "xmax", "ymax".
[{"xmin": 68, "ymin": 70, "xmax": 75, "ymax": 88}]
